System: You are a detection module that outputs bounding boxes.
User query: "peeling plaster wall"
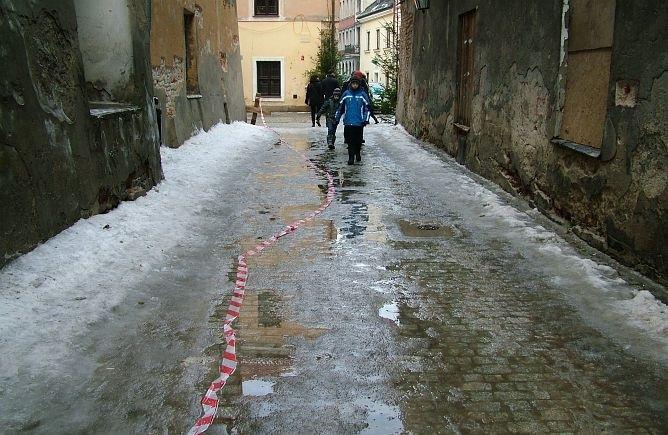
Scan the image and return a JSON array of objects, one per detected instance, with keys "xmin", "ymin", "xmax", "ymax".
[
  {"xmin": 151, "ymin": 0, "xmax": 245, "ymax": 148},
  {"xmin": 0, "ymin": 0, "xmax": 162, "ymax": 267},
  {"xmin": 397, "ymin": 0, "xmax": 668, "ymax": 284},
  {"xmin": 74, "ymin": 0, "xmax": 135, "ymax": 102}
]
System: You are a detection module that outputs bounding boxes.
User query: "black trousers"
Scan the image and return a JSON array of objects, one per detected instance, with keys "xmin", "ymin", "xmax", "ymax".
[
  {"xmin": 344, "ymin": 125, "xmax": 364, "ymax": 162},
  {"xmin": 310, "ymin": 104, "xmax": 321, "ymax": 125}
]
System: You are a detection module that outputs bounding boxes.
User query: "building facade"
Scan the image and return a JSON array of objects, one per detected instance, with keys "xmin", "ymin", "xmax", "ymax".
[
  {"xmin": 338, "ymin": 0, "xmax": 362, "ymax": 77},
  {"xmin": 151, "ymin": 0, "xmax": 246, "ymax": 148},
  {"xmin": 358, "ymin": 0, "xmax": 394, "ymax": 86},
  {"xmin": 1, "ymin": 0, "xmax": 163, "ymax": 267},
  {"xmin": 397, "ymin": 0, "xmax": 668, "ymax": 285},
  {"xmin": 237, "ymin": 0, "xmax": 336, "ymax": 111}
]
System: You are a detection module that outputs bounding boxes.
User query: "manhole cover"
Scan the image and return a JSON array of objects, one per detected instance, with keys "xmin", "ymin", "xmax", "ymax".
[{"xmin": 398, "ymin": 220, "xmax": 456, "ymax": 238}]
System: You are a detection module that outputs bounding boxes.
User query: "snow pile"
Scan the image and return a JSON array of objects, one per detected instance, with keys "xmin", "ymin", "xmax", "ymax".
[
  {"xmin": 616, "ymin": 291, "xmax": 668, "ymax": 336},
  {"xmin": 0, "ymin": 122, "xmax": 276, "ymax": 375},
  {"xmin": 382, "ymin": 124, "xmax": 668, "ymax": 350}
]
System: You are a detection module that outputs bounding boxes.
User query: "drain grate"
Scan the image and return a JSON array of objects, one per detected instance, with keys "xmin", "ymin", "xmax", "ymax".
[
  {"xmin": 416, "ymin": 224, "xmax": 441, "ymax": 231},
  {"xmin": 398, "ymin": 220, "xmax": 456, "ymax": 238}
]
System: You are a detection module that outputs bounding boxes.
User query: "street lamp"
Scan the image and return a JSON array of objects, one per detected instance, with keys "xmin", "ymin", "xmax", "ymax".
[{"xmin": 414, "ymin": 0, "xmax": 430, "ymax": 11}]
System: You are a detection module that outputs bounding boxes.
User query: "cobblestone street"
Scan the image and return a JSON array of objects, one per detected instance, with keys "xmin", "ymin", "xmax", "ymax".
[
  {"xmin": 221, "ymin": 114, "xmax": 667, "ymax": 433},
  {"xmin": 1, "ymin": 114, "xmax": 665, "ymax": 433}
]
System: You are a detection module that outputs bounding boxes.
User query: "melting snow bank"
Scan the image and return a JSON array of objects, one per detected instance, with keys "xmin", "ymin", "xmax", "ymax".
[
  {"xmin": 617, "ymin": 291, "xmax": 668, "ymax": 335},
  {"xmin": 381, "ymin": 125, "xmax": 668, "ymax": 362},
  {"xmin": 0, "ymin": 122, "xmax": 277, "ymax": 376}
]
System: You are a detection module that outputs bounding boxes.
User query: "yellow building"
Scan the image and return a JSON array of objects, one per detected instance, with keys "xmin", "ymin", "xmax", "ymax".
[
  {"xmin": 358, "ymin": 0, "xmax": 394, "ymax": 87},
  {"xmin": 237, "ymin": 0, "xmax": 336, "ymax": 111}
]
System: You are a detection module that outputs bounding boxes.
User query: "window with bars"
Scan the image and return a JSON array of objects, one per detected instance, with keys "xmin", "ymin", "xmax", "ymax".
[
  {"xmin": 256, "ymin": 61, "xmax": 281, "ymax": 97},
  {"xmin": 255, "ymin": 0, "xmax": 278, "ymax": 16}
]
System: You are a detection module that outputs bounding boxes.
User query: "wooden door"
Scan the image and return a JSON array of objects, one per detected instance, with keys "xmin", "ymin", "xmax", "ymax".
[{"xmin": 456, "ymin": 9, "xmax": 476, "ymax": 129}]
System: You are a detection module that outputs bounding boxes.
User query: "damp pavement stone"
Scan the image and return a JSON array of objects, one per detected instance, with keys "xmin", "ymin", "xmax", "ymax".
[
  {"xmin": 0, "ymin": 113, "xmax": 665, "ymax": 433},
  {"xmin": 223, "ymin": 113, "xmax": 666, "ymax": 434}
]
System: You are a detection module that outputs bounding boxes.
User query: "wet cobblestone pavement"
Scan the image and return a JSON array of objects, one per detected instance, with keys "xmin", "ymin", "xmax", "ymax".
[
  {"xmin": 218, "ymin": 113, "xmax": 667, "ymax": 433},
  {"xmin": 2, "ymin": 113, "xmax": 666, "ymax": 433}
]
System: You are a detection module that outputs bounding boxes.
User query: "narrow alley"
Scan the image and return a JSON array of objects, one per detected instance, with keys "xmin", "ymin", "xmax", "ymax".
[{"xmin": 1, "ymin": 114, "xmax": 666, "ymax": 433}]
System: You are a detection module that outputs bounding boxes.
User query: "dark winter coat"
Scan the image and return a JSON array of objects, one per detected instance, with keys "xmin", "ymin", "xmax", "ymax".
[
  {"xmin": 305, "ymin": 81, "xmax": 324, "ymax": 107},
  {"xmin": 316, "ymin": 97, "xmax": 341, "ymax": 123},
  {"xmin": 320, "ymin": 76, "xmax": 340, "ymax": 100}
]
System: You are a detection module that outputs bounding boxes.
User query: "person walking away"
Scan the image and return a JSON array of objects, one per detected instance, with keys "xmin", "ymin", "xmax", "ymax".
[
  {"xmin": 316, "ymin": 87, "xmax": 341, "ymax": 149},
  {"xmin": 321, "ymin": 72, "xmax": 340, "ymax": 101},
  {"xmin": 305, "ymin": 76, "xmax": 324, "ymax": 127},
  {"xmin": 334, "ymin": 78, "xmax": 371, "ymax": 165},
  {"xmin": 342, "ymin": 71, "xmax": 379, "ymax": 133}
]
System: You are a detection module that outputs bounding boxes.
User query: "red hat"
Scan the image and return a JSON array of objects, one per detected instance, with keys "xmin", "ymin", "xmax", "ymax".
[{"xmin": 352, "ymin": 70, "xmax": 365, "ymax": 79}]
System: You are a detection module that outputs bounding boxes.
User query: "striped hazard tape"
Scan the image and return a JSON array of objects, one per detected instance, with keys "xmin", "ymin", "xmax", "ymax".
[{"xmin": 188, "ymin": 100, "xmax": 335, "ymax": 434}]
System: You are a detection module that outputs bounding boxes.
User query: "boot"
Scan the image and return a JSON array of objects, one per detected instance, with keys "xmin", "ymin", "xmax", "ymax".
[{"xmin": 348, "ymin": 148, "xmax": 355, "ymax": 165}]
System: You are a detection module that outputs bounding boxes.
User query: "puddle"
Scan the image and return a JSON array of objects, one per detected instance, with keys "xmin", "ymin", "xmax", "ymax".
[
  {"xmin": 241, "ymin": 379, "xmax": 275, "ymax": 396},
  {"xmin": 379, "ymin": 302, "xmax": 400, "ymax": 325},
  {"xmin": 355, "ymin": 398, "xmax": 404, "ymax": 434},
  {"xmin": 398, "ymin": 220, "xmax": 456, "ymax": 238}
]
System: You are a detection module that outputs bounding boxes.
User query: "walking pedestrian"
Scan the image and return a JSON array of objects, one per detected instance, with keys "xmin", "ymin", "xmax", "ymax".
[
  {"xmin": 320, "ymin": 72, "xmax": 340, "ymax": 101},
  {"xmin": 334, "ymin": 77, "xmax": 371, "ymax": 165},
  {"xmin": 316, "ymin": 87, "xmax": 341, "ymax": 149},
  {"xmin": 305, "ymin": 76, "xmax": 324, "ymax": 127},
  {"xmin": 342, "ymin": 71, "xmax": 379, "ymax": 139}
]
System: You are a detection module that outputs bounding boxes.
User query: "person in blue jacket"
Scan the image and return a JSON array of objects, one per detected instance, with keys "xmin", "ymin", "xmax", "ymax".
[{"xmin": 334, "ymin": 77, "xmax": 371, "ymax": 165}]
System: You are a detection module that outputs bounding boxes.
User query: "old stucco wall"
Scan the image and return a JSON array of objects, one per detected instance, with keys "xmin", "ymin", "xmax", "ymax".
[
  {"xmin": 397, "ymin": 0, "xmax": 668, "ymax": 285},
  {"xmin": 0, "ymin": 0, "xmax": 162, "ymax": 267},
  {"xmin": 151, "ymin": 0, "xmax": 245, "ymax": 148},
  {"xmin": 74, "ymin": 0, "xmax": 135, "ymax": 102}
]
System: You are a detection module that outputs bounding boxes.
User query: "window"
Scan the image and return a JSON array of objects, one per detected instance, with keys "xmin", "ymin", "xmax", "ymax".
[
  {"xmin": 557, "ymin": 0, "xmax": 616, "ymax": 150},
  {"xmin": 357, "ymin": 28, "xmax": 360, "ymax": 45},
  {"xmin": 455, "ymin": 9, "xmax": 476, "ymax": 129},
  {"xmin": 184, "ymin": 9, "xmax": 199, "ymax": 94},
  {"xmin": 366, "ymin": 31, "xmax": 370, "ymax": 51},
  {"xmin": 374, "ymin": 72, "xmax": 379, "ymax": 83},
  {"xmin": 256, "ymin": 61, "xmax": 281, "ymax": 97},
  {"xmin": 255, "ymin": 0, "xmax": 278, "ymax": 16},
  {"xmin": 74, "ymin": 0, "xmax": 134, "ymax": 102},
  {"xmin": 386, "ymin": 27, "xmax": 391, "ymax": 48},
  {"xmin": 376, "ymin": 29, "xmax": 380, "ymax": 49}
]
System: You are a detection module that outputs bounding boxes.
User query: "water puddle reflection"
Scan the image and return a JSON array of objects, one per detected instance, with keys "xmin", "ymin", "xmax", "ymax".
[
  {"xmin": 355, "ymin": 398, "xmax": 403, "ymax": 434},
  {"xmin": 241, "ymin": 379, "xmax": 275, "ymax": 397},
  {"xmin": 379, "ymin": 301, "xmax": 400, "ymax": 325}
]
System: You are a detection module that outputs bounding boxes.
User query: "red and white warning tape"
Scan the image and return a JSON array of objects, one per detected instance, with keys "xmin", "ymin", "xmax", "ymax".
[{"xmin": 188, "ymin": 100, "xmax": 335, "ymax": 434}]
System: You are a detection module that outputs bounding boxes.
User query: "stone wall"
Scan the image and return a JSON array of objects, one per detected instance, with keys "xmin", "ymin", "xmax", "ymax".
[
  {"xmin": 0, "ymin": 0, "xmax": 162, "ymax": 267},
  {"xmin": 151, "ymin": 0, "xmax": 246, "ymax": 148},
  {"xmin": 397, "ymin": 0, "xmax": 668, "ymax": 285}
]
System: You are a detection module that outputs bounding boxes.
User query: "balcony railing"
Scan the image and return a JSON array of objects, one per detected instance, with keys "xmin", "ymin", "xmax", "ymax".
[{"xmin": 343, "ymin": 44, "xmax": 360, "ymax": 54}]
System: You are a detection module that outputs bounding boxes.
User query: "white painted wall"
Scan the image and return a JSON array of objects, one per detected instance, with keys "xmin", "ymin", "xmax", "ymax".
[{"xmin": 74, "ymin": 0, "xmax": 134, "ymax": 100}]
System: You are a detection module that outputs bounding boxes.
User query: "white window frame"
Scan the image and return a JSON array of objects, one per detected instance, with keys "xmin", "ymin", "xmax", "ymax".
[{"xmin": 252, "ymin": 56, "xmax": 285, "ymax": 101}]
